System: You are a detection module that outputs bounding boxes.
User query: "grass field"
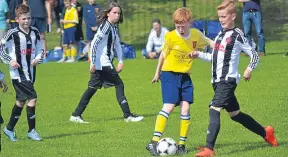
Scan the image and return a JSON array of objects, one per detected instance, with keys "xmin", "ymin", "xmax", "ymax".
[{"xmin": 0, "ymin": 44, "xmax": 287, "ymax": 156}]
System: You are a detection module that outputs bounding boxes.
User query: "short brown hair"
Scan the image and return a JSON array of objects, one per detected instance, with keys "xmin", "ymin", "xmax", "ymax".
[
  {"xmin": 217, "ymin": 0, "xmax": 236, "ymax": 14},
  {"xmin": 15, "ymin": 4, "xmax": 30, "ymax": 17},
  {"xmin": 173, "ymin": 7, "xmax": 192, "ymax": 24}
]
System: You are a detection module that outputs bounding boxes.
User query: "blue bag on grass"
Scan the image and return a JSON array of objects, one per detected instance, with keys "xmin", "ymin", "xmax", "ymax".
[{"xmin": 47, "ymin": 48, "xmax": 63, "ymax": 61}]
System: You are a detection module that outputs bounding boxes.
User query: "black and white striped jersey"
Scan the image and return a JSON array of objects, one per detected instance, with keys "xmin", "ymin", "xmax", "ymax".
[
  {"xmin": 198, "ymin": 27, "xmax": 259, "ymax": 84},
  {"xmin": 90, "ymin": 20, "xmax": 123, "ymax": 70},
  {"xmin": 0, "ymin": 26, "xmax": 44, "ymax": 83}
]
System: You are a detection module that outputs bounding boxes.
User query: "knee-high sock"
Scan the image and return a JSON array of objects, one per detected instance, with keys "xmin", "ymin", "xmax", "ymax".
[
  {"xmin": 152, "ymin": 110, "xmax": 169, "ymax": 142},
  {"xmin": 231, "ymin": 112, "xmax": 266, "ymax": 138},
  {"xmin": 7, "ymin": 104, "xmax": 23, "ymax": 131},
  {"xmin": 72, "ymin": 87, "xmax": 97, "ymax": 117},
  {"xmin": 116, "ymin": 83, "xmax": 131, "ymax": 118},
  {"xmin": 179, "ymin": 114, "xmax": 191, "ymax": 145},
  {"xmin": 26, "ymin": 106, "xmax": 36, "ymax": 132},
  {"xmin": 206, "ymin": 109, "xmax": 220, "ymax": 150},
  {"xmin": 70, "ymin": 45, "xmax": 77, "ymax": 58}
]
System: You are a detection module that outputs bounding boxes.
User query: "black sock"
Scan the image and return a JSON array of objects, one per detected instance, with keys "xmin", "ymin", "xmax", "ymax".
[
  {"xmin": 7, "ymin": 104, "xmax": 23, "ymax": 131},
  {"xmin": 27, "ymin": 106, "xmax": 36, "ymax": 132},
  {"xmin": 72, "ymin": 87, "xmax": 97, "ymax": 117},
  {"xmin": 206, "ymin": 109, "xmax": 220, "ymax": 150},
  {"xmin": 0, "ymin": 102, "xmax": 3, "ymax": 124},
  {"xmin": 115, "ymin": 83, "xmax": 131, "ymax": 118},
  {"xmin": 231, "ymin": 112, "xmax": 266, "ymax": 138}
]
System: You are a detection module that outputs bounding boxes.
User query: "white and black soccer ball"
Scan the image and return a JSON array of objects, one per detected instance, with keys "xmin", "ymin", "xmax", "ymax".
[{"xmin": 157, "ymin": 138, "xmax": 177, "ymax": 156}]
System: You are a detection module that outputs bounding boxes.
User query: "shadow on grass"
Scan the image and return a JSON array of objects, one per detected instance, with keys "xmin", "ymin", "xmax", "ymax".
[
  {"xmin": 104, "ymin": 113, "xmax": 158, "ymax": 121},
  {"xmin": 44, "ymin": 130, "xmax": 101, "ymax": 140}
]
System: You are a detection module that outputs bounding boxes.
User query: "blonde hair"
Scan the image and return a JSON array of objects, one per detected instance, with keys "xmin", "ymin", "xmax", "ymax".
[
  {"xmin": 173, "ymin": 7, "xmax": 192, "ymax": 24},
  {"xmin": 217, "ymin": 0, "xmax": 236, "ymax": 14},
  {"xmin": 15, "ymin": 4, "xmax": 30, "ymax": 18}
]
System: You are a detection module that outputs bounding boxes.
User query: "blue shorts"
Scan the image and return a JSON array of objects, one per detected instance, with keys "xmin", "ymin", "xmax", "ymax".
[
  {"xmin": 86, "ymin": 27, "xmax": 96, "ymax": 41},
  {"xmin": 31, "ymin": 17, "xmax": 46, "ymax": 33},
  {"xmin": 63, "ymin": 27, "xmax": 76, "ymax": 45},
  {"xmin": 160, "ymin": 71, "xmax": 194, "ymax": 105}
]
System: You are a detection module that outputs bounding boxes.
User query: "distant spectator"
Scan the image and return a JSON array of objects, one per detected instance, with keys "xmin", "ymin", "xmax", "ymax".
[
  {"xmin": 142, "ymin": 18, "xmax": 169, "ymax": 59},
  {"xmin": 83, "ymin": 0, "xmax": 100, "ymax": 42},
  {"xmin": 58, "ymin": 0, "xmax": 78, "ymax": 63},
  {"xmin": 0, "ymin": 0, "xmax": 8, "ymax": 39},
  {"xmin": 53, "ymin": 0, "xmax": 64, "ymax": 33},
  {"xmin": 28, "ymin": 0, "xmax": 54, "ymax": 53},
  {"xmin": 237, "ymin": 0, "xmax": 265, "ymax": 56},
  {"xmin": 6, "ymin": 0, "xmax": 23, "ymax": 29},
  {"xmin": 72, "ymin": 0, "xmax": 83, "ymax": 42}
]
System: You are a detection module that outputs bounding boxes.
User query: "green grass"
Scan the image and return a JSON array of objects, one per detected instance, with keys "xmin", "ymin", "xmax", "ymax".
[{"xmin": 0, "ymin": 44, "xmax": 288, "ymax": 156}]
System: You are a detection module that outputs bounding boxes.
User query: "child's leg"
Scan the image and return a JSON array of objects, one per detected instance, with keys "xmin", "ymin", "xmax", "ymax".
[
  {"xmin": 26, "ymin": 99, "xmax": 37, "ymax": 132},
  {"xmin": 70, "ymin": 43, "xmax": 77, "ymax": 61},
  {"xmin": 152, "ymin": 104, "xmax": 175, "ymax": 142},
  {"xmin": 179, "ymin": 101, "xmax": 190, "ymax": 145},
  {"xmin": 206, "ymin": 106, "xmax": 221, "ymax": 150},
  {"xmin": 0, "ymin": 101, "xmax": 3, "ymax": 124},
  {"xmin": 6, "ymin": 101, "xmax": 25, "ymax": 131}
]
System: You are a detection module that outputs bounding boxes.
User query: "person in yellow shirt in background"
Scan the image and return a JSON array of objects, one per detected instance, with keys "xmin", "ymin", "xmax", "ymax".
[
  {"xmin": 146, "ymin": 7, "xmax": 214, "ymax": 156},
  {"xmin": 58, "ymin": 0, "xmax": 78, "ymax": 63}
]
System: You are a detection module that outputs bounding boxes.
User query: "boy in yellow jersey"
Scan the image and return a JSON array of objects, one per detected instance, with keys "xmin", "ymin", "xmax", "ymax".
[
  {"xmin": 59, "ymin": 0, "xmax": 78, "ymax": 63},
  {"xmin": 146, "ymin": 7, "xmax": 214, "ymax": 156}
]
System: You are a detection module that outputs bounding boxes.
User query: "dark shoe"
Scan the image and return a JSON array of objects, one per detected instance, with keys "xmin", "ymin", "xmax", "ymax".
[
  {"xmin": 177, "ymin": 144, "xmax": 188, "ymax": 154},
  {"xmin": 146, "ymin": 141, "xmax": 159, "ymax": 156}
]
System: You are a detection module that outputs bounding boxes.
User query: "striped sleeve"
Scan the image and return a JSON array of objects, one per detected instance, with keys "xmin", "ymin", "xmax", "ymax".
[
  {"xmin": 32, "ymin": 27, "xmax": 44, "ymax": 63},
  {"xmin": 0, "ymin": 29, "xmax": 15, "ymax": 63},
  {"xmin": 91, "ymin": 21, "xmax": 110, "ymax": 64},
  {"xmin": 236, "ymin": 33, "xmax": 259, "ymax": 70},
  {"xmin": 115, "ymin": 26, "xmax": 123, "ymax": 64}
]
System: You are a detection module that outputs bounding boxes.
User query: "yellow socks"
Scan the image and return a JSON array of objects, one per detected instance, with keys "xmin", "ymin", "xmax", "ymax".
[
  {"xmin": 152, "ymin": 110, "xmax": 169, "ymax": 142},
  {"xmin": 179, "ymin": 114, "xmax": 190, "ymax": 145}
]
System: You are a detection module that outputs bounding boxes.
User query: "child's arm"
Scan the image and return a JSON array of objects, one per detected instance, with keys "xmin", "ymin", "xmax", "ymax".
[
  {"xmin": 114, "ymin": 27, "xmax": 124, "ymax": 73},
  {"xmin": 32, "ymin": 34, "xmax": 44, "ymax": 66},
  {"xmin": 151, "ymin": 52, "xmax": 164, "ymax": 83},
  {"xmin": 0, "ymin": 71, "xmax": 8, "ymax": 92},
  {"xmin": 0, "ymin": 32, "xmax": 20, "ymax": 69},
  {"xmin": 237, "ymin": 34, "xmax": 259, "ymax": 81}
]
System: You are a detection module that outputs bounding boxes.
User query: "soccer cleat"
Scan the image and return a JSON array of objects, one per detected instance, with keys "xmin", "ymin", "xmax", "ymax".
[
  {"xmin": 69, "ymin": 115, "xmax": 89, "ymax": 123},
  {"xmin": 124, "ymin": 113, "xmax": 144, "ymax": 122},
  {"xmin": 195, "ymin": 146, "xmax": 215, "ymax": 157},
  {"xmin": 3, "ymin": 126, "xmax": 17, "ymax": 142},
  {"xmin": 177, "ymin": 144, "xmax": 188, "ymax": 154},
  {"xmin": 264, "ymin": 126, "xmax": 278, "ymax": 147},
  {"xmin": 65, "ymin": 59, "xmax": 75, "ymax": 63},
  {"xmin": 57, "ymin": 58, "xmax": 66, "ymax": 63},
  {"xmin": 146, "ymin": 141, "xmax": 159, "ymax": 156},
  {"xmin": 27, "ymin": 129, "xmax": 42, "ymax": 141}
]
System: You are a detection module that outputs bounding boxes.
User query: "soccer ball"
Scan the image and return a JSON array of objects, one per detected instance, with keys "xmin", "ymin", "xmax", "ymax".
[{"xmin": 157, "ymin": 138, "xmax": 177, "ymax": 156}]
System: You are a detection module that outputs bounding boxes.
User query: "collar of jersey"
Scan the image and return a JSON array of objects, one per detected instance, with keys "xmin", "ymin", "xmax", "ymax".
[{"xmin": 175, "ymin": 29, "xmax": 191, "ymax": 40}]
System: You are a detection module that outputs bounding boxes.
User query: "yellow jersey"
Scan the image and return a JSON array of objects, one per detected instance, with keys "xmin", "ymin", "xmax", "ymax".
[
  {"xmin": 161, "ymin": 28, "xmax": 210, "ymax": 73},
  {"xmin": 63, "ymin": 7, "xmax": 79, "ymax": 29}
]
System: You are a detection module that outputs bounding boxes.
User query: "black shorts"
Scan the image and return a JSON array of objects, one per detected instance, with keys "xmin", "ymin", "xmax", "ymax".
[
  {"xmin": 210, "ymin": 80, "xmax": 239, "ymax": 112},
  {"xmin": 12, "ymin": 80, "xmax": 37, "ymax": 101},
  {"xmin": 88, "ymin": 66, "xmax": 123, "ymax": 89}
]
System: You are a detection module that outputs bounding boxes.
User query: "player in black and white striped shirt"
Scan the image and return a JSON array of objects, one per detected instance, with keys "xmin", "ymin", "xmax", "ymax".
[
  {"xmin": 191, "ymin": 1, "xmax": 278, "ymax": 157},
  {"xmin": 0, "ymin": 4, "xmax": 43, "ymax": 142},
  {"xmin": 70, "ymin": 2, "xmax": 143, "ymax": 123}
]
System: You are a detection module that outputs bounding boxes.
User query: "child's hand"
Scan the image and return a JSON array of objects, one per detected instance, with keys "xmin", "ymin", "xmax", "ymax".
[
  {"xmin": 10, "ymin": 60, "xmax": 20, "ymax": 69},
  {"xmin": 243, "ymin": 68, "xmax": 252, "ymax": 81},
  {"xmin": 189, "ymin": 51, "xmax": 199, "ymax": 58},
  {"xmin": 91, "ymin": 26, "xmax": 98, "ymax": 31},
  {"xmin": 89, "ymin": 64, "xmax": 96, "ymax": 74},
  {"xmin": 0, "ymin": 80, "xmax": 8, "ymax": 92},
  {"xmin": 116, "ymin": 63, "xmax": 123, "ymax": 73},
  {"xmin": 60, "ymin": 19, "xmax": 65, "ymax": 24},
  {"xmin": 151, "ymin": 74, "xmax": 160, "ymax": 84},
  {"xmin": 31, "ymin": 59, "xmax": 39, "ymax": 67}
]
